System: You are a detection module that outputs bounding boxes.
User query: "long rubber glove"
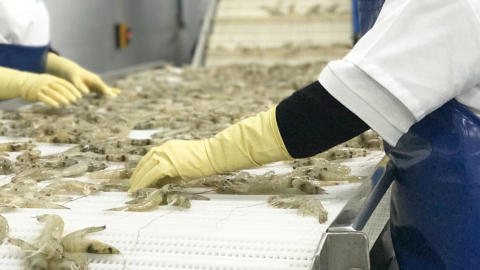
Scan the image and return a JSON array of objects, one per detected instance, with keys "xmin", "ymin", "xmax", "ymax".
[
  {"xmin": 128, "ymin": 107, "xmax": 293, "ymax": 194},
  {"xmin": 0, "ymin": 66, "xmax": 81, "ymax": 107},
  {"xmin": 45, "ymin": 53, "xmax": 120, "ymax": 97}
]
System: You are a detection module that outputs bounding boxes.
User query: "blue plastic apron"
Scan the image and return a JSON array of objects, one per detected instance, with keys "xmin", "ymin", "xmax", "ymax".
[
  {"xmin": 0, "ymin": 43, "xmax": 49, "ymax": 73},
  {"xmin": 385, "ymin": 100, "xmax": 480, "ymax": 269},
  {"xmin": 357, "ymin": 1, "xmax": 480, "ymax": 268}
]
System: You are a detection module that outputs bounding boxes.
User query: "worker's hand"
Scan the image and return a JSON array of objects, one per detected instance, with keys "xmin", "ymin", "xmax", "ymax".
[
  {"xmin": 0, "ymin": 66, "xmax": 81, "ymax": 107},
  {"xmin": 128, "ymin": 107, "xmax": 293, "ymax": 194},
  {"xmin": 45, "ymin": 53, "xmax": 120, "ymax": 97}
]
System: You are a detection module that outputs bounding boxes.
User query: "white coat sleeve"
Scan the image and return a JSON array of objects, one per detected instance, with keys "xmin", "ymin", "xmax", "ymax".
[
  {"xmin": 0, "ymin": 0, "xmax": 50, "ymax": 46},
  {"xmin": 318, "ymin": 0, "xmax": 480, "ymax": 146}
]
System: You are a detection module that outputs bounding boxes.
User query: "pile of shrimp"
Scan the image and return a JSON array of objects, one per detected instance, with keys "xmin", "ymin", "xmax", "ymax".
[
  {"xmin": 6, "ymin": 214, "xmax": 119, "ymax": 270},
  {"xmin": 0, "ymin": 63, "xmax": 382, "ymax": 219}
]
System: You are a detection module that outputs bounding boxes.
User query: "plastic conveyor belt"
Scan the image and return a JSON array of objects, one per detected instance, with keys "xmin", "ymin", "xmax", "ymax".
[{"xmin": 0, "ymin": 101, "xmax": 384, "ymax": 270}]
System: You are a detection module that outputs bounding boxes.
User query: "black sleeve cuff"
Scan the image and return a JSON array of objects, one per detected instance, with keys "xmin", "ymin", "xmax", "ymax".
[
  {"xmin": 48, "ymin": 47, "xmax": 59, "ymax": 55},
  {"xmin": 276, "ymin": 81, "xmax": 370, "ymax": 158}
]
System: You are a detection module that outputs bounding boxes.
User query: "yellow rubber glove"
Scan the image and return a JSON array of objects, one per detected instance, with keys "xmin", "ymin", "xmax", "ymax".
[
  {"xmin": 45, "ymin": 53, "xmax": 120, "ymax": 97},
  {"xmin": 0, "ymin": 66, "xmax": 81, "ymax": 107},
  {"xmin": 128, "ymin": 106, "xmax": 293, "ymax": 194}
]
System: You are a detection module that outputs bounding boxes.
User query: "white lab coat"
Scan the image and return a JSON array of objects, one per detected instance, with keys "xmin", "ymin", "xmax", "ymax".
[
  {"xmin": 319, "ymin": 0, "xmax": 480, "ymax": 146},
  {"xmin": 0, "ymin": 0, "xmax": 50, "ymax": 46}
]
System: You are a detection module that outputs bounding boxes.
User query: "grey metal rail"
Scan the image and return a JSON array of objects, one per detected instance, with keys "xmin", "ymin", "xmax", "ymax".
[{"xmin": 309, "ymin": 156, "xmax": 395, "ymax": 270}]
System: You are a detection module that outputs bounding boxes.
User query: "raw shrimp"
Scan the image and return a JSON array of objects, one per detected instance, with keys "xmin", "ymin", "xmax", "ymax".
[
  {"xmin": 318, "ymin": 148, "xmax": 370, "ymax": 160},
  {"xmin": 12, "ymin": 168, "xmax": 62, "ymax": 182},
  {"xmin": 0, "ymin": 157, "xmax": 14, "ymax": 174},
  {"xmin": 0, "ymin": 196, "xmax": 69, "ymax": 209},
  {"xmin": 88, "ymin": 168, "xmax": 132, "ymax": 180},
  {"xmin": 62, "ymin": 160, "xmax": 107, "ymax": 177},
  {"xmin": 105, "ymin": 154, "xmax": 142, "ymax": 162},
  {"xmin": 341, "ymin": 130, "xmax": 383, "ymax": 150},
  {"xmin": 8, "ymin": 238, "xmax": 49, "ymax": 270},
  {"xmin": 291, "ymin": 179, "xmax": 326, "ymax": 194},
  {"xmin": 166, "ymin": 193, "xmax": 191, "ymax": 208},
  {"xmin": 37, "ymin": 132, "xmax": 78, "ymax": 144},
  {"xmin": 268, "ymin": 195, "xmax": 328, "ymax": 223},
  {"xmin": 132, "ymin": 187, "xmax": 210, "ymax": 201},
  {"xmin": 48, "ymin": 253, "xmax": 88, "ymax": 270},
  {"xmin": 42, "ymin": 181, "xmax": 99, "ymax": 196},
  {"xmin": 292, "ymin": 166, "xmax": 363, "ymax": 182},
  {"xmin": 35, "ymin": 214, "xmax": 64, "ymax": 259},
  {"xmin": 16, "ymin": 149, "xmax": 41, "ymax": 163},
  {"xmin": 292, "ymin": 157, "xmax": 351, "ymax": 174},
  {"xmin": 185, "ymin": 175, "xmax": 229, "ymax": 188},
  {"xmin": 216, "ymin": 171, "xmax": 296, "ymax": 195},
  {"xmin": 0, "ymin": 141, "xmax": 34, "ymax": 152},
  {"xmin": 61, "ymin": 225, "xmax": 120, "ymax": 254},
  {"xmin": 306, "ymin": 167, "xmax": 363, "ymax": 182},
  {"xmin": 107, "ymin": 188, "xmax": 165, "ymax": 211},
  {"xmin": 0, "ymin": 214, "xmax": 8, "ymax": 243}
]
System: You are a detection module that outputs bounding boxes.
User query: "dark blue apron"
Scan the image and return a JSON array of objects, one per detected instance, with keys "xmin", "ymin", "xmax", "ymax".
[
  {"xmin": 385, "ymin": 100, "xmax": 480, "ymax": 269},
  {"xmin": 357, "ymin": 1, "xmax": 479, "ymax": 268},
  {"xmin": 0, "ymin": 43, "xmax": 49, "ymax": 73}
]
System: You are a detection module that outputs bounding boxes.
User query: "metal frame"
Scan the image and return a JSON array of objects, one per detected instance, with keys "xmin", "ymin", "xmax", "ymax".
[
  {"xmin": 191, "ymin": 0, "xmax": 219, "ymax": 68},
  {"xmin": 309, "ymin": 156, "xmax": 395, "ymax": 270}
]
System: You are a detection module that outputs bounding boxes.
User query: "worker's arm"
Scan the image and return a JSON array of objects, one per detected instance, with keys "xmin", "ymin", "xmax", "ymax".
[
  {"xmin": 128, "ymin": 81, "xmax": 369, "ymax": 193},
  {"xmin": 0, "ymin": 66, "xmax": 81, "ymax": 107},
  {"xmin": 45, "ymin": 53, "xmax": 120, "ymax": 97}
]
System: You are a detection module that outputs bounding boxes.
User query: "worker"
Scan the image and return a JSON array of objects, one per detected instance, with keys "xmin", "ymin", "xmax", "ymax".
[
  {"xmin": 0, "ymin": 0, "xmax": 119, "ymax": 108},
  {"xmin": 130, "ymin": 0, "xmax": 480, "ymax": 269}
]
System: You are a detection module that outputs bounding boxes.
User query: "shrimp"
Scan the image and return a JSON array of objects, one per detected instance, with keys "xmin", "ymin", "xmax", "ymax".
[
  {"xmin": 6, "ymin": 120, "xmax": 33, "ymax": 129},
  {"xmin": 37, "ymin": 132, "xmax": 78, "ymax": 144},
  {"xmin": 1, "ymin": 179, "xmax": 39, "ymax": 194},
  {"xmin": 341, "ymin": 130, "xmax": 383, "ymax": 150},
  {"xmin": 110, "ymin": 125, "xmax": 131, "ymax": 139},
  {"xmin": 292, "ymin": 166, "xmax": 363, "ymax": 182},
  {"xmin": 317, "ymin": 147, "xmax": 370, "ymax": 160},
  {"xmin": 8, "ymin": 238, "xmax": 49, "ymax": 270},
  {"xmin": 216, "ymin": 171, "xmax": 296, "ymax": 194},
  {"xmin": 107, "ymin": 188, "xmax": 164, "ymax": 211},
  {"xmin": 100, "ymin": 179, "xmax": 130, "ymax": 191},
  {"xmin": 62, "ymin": 160, "xmax": 107, "ymax": 177},
  {"xmin": 186, "ymin": 175, "xmax": 228, "ymax": 188},
  {"xmin": 48, "ymin": 253, "xmax": 88, "ymax": 270},
  {"xmin": 306, "ymin": 167, "xmax": 363, "ymax": 182},
  {"xmin": 129, "ymin": 188, "xmax": 209, "ymax": 204},
  {"xmin": 16, "ymin": 149, "xmax": 42, "ymax": 163},
  {"xmin": 291, "ymin": 179, "xmax": 326, "ymax": 194},
  {"xmin": 0, "ymin": 157, "xmax": 15, "ymax": 175},
  {"xmin": 105, "ymin": 154, "xmax": 142, "ymax": 162},
  {"xmin": 12, "ymin": 168, "xmax": 62, "ymax": 182},
  {"xmin": 0, "ymin": 141, "xmax": 34, "ymax": 152},
  {"xmin": 0, "ymin": 196, "xmax": 69, "ymax": 209},
  {"xmin": 0, "ymin": 214, "xmax": 8, "ymax": 243},
  {"xmin": 42, "ymin": 181, "xmax": 99, "ymax": 196},
  {"xmin": 292, "ymin": 157, "xmax": 351, "ymax": 174},
  {"xmin": 35, "ymin": 214, "xmax": 64, "ymax": 259},
  {"xmin": 61, "ymin": 225, "xmax": 120, "ymax": 254},
  {"xmin": 166, "ymin": 193, "xmax": 191, "ymax": 208},
  {"xmin": 88, "ymin": 168, "xmax": 132, "ymax": 180},
  {"xmin": 268, "ymin": 195, "xmax": 328, "ymax": 223}
]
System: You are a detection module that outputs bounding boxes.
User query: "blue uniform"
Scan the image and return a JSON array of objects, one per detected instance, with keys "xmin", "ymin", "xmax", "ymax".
[
  {"xmin": 0, "ymin": 44, "xmax": 49, "ymax": 73},
  {"xmin": 358, "ymin": 0, "xmax": 480, "ymax": 269}
]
